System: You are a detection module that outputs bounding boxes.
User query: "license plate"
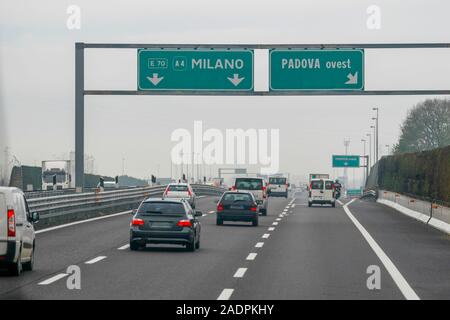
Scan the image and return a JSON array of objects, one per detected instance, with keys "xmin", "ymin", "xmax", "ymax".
[
  {"xmin": 151, "ymin": 222, "xmax": 172, "ymax": 228},
  {"xmin": 230, "ymin": 205, "xmax": 244, "ymax": 210}
]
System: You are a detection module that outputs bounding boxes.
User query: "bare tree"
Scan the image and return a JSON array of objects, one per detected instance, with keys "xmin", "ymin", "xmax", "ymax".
[{"xmin": 393, "ymin": 99, "xmax": 450, "ymax": 154}]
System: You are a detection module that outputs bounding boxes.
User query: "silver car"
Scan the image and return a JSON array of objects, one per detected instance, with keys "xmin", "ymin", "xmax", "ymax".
[
  {"xmin": 163, "ymin": 183, "xmax": 196, "ymax": 209},
  {"xmin": 0, "ymin": 187, "xmax": 39, "ymax": 276}
]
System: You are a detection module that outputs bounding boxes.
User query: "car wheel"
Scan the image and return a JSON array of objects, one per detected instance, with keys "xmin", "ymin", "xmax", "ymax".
[
  {"xmin": 261, "ymin": 209, "xmax": 267, "ymax": 216},
  {"xmin": 130, "ymin": 241, "xmax": 140, "ymax": 251},
  {"xmin": 216, "ymin": 218, "xmax": 223, "ymax": 225},
  {"xmin": 195, "ymin": 236, "xmax": 200, "ymax": 249},
  {"xmin": 23, "ymin": 246, "xmax": 34, "ymax": 271},
  {"xmin": 252, "ymin": 218, "xmax": 259, "ymax": 227},
  {"xmin": 187, "ymin": 238, "xmax": 196, "ymax": 252},
  {"xmin": 9, "ymin": 256, "xmax": 22, "ymax": 276}
]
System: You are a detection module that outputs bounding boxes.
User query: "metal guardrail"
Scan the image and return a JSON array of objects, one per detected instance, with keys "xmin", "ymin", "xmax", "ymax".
[{"xmin": 27, "ymin": 184, "xmax": 226, "ymax": 216}]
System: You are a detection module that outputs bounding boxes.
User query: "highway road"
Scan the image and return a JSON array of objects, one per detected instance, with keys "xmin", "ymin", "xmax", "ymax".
[{"xmin": 0, "ymin": 190, "xmax": 449, "ymax": 300}]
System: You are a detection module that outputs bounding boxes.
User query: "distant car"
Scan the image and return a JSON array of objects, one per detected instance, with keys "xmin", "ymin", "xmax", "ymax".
[
  {"xmin": 130, "ymin": 198, "xmax": 202, "ymax": 251},
  {"xmin": 0, "ymin": 187, "xmax": 39, "ymax": 276},
  {"xmin": 216, "ymin": 191, "xmax": 259, "ymax": 226},
  {"xmin": 163, "ymin": 183, "xmax": 196, "ymax": 208},
  {"xmin": 267, "ymin": 176, "xmax": 289, "ymax": 198},
  {"xmin": 232, "ymin": 178, "xmax": 268, "ymax": 215},
  {"xmin": 308, "ymin": 179, "xmax": 336, "ymax": 207}
]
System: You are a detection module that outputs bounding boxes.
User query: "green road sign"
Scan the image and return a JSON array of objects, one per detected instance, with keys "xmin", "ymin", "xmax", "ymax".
[
  {"xmin": 332, "ymin": 155, "xmax": 360, "ymax": 168},
  {"xmin": 138, "ymin": 49, "xmax": 253, "ymax": 91},
  {"xmin": 347, "ymin": 189, "xmax": 362, "ymax": 197},
  {"xmin": 270, "ymin": 49, "xmax": 364, "ymax": 91}
]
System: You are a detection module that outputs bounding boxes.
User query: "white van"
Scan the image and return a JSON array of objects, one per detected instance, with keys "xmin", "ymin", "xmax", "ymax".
[
  {"xmin": 308, "ymin": 179, "xmax": 336, "ymax": 207},
  {"xmin": 267, "ymin": 176, "xmax": 289, "ymax": 198},
  {"xmin": 0, "ymin": 187, "xmax": 39, "ymax": 276}
]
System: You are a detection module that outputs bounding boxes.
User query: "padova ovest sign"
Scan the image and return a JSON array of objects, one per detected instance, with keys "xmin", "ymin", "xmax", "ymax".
[
  {"xmin": 270, "ymin": 49, "xmax": 364, "ymax": 91},
  {"xmin": 138, "ymin": 49, "xmax": 254, "ymax": 91}
]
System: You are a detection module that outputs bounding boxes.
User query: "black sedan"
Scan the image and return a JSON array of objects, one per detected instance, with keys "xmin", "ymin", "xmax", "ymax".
[
  {"xmin": 130, "ymin": 198, "xmax": 202, "ymax": 251},
  {"xmin": 216, "ymin": 191, "xmax": 259, "ymax": 226}
]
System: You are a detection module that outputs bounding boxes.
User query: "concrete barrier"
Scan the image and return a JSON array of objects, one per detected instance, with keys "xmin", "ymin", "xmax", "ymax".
[{"xmin": 378, "ymin": 190, "xmax": 450, "ymax": 235}]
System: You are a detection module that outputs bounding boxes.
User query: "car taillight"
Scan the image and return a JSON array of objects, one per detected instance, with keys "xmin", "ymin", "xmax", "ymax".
[
  {"xmin": 262, "ymin": 186, "xmax": 267, "ymax": 198},
  {"xmin": 131, "ymin": 218, "xmax": 144, "ymax": 226},
  {"xmin": 217, "ymin": 203, "xmax": 224, "ymax": 212},
  {"xmin": 250, "ymin": 206, "xmax": 257, "ymax": 212},
  {"xmin": 7, "ymin": 209, "xmax": 16, "ymax": 237},
  {"xmin": 177, "ymin": 220, "xmax": 192, "ymax": 227}
]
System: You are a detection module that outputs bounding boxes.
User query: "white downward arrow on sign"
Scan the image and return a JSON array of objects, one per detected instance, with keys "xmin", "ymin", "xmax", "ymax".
[
  {"xmin": 345, "ymin": 72, "xmax": 358, "ymax": 85},
  {"xmin": 147, "ymin": 73, "xmax": 164, "ymax": 86},
  {"xmin": 227, "ymin": 74, "xmax": 244, "ymax": 87}
]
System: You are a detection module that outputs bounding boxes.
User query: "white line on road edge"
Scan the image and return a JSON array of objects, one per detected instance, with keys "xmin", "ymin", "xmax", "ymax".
[
  {"xmin": 85, "ymin": 256, "xmax": 107, "ymax": 265},
  {"xmin": 217, "ymin": 289, "xmax": 234, "ymax": 300},
  {"xmin": 233, "ymin": 268, "xmax": 247, "ymax": 278},
  {"xmin": 255, "ymin": 242, "xmax": 264, "ymax": 248},
  {"xmin": 262, "ymin": 233, "xmax": 270, "ymax": 239},
  {"xmin": 268, "ymin": 227, "xmax": 275, "ymax": 231},
  {"xmin": 246, "ymin": 253, "xmax": 258, "ymax": 260},
  {"xmin": 118, "ymin": 244, "xmax": 130, "ymax": 250},
  {"xmin": 38, "ymin": 273, "xmax": 68, "ymax": 285},
  {"xmin": 36, "ymin": 210, "xmax": 132, "ymax": 234},
  {"xmin": 337, "ymin": 200, "xmax": 344, "ymax": 206},
  {"xmin": 343, "ymin": 200, "xmax": 420, "ymax": 300}
]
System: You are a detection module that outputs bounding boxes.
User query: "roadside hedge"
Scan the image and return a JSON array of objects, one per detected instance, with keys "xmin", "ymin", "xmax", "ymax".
[{"xmin": 377, "ymin": 146, "xmax": 450, "ymax": 203}]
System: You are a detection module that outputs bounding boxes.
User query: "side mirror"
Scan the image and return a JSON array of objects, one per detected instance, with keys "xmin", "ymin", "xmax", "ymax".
[
  {"xmin": 195, "ymin": 211, "xmax": 203, "ymax": 217},
  {"xmin": 32, "ymin": 212, "xmax": 40, "ymax": 223}
]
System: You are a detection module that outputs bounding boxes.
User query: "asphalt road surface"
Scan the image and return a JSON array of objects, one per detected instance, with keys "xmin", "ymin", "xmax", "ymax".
[{"xmin": 1, "ymin": 191, "xmax": 449, "ymax": 300}]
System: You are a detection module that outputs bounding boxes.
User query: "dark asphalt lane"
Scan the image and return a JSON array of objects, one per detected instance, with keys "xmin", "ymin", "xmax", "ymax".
[
  {"xmin": 346, "ymin": 198, "xmax": 450, "ymax": 300},
  {"xmin": 230, "ymin": 191, "xmax": 404, "ymax": 300}
]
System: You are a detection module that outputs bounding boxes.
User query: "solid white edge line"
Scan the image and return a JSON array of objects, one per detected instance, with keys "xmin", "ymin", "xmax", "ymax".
[
  {"xmin": 36, "ymin": 210, "xmax": 132, "ymax": 234},
  {"xmin": 255, "ymin": 242, "xmax": 264, "ymax": 248},
  {"xmin": 343, "ymin": 200, "xmax": 420, "ymax": 300},
  {"xmin": 38, "ymin": 273, "xmax": 68, "ymax": 285},
  {"xmin": 217, "ymin": 289, "xmax": 234, "ymax": 300},
  {"xmin": 337, "ymin": 200, "xmax": 344, "ymax": 205},
  {"xmin": 85, "ymin": 256, "xmax": 107, "ymax": 265},
  {"xmin": 246, "ymin": 253, "xmax": 257, "ymax": 260},
  {"xmin": 233, "ymin": 268, "xmax": 247, "ymax": 278}
]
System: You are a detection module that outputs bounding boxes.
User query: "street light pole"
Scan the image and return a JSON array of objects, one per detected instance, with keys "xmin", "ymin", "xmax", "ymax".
[
  {"xmin": 361, "ymin": 139, "xmax": 367, "ymax": 185},
  {"xmin": 366, "ymin": 133, "xmax": 372, "ymax": 170},
  {"xmin": 372, "ymin": 107, "xmax": 379, "ymax": 163}
]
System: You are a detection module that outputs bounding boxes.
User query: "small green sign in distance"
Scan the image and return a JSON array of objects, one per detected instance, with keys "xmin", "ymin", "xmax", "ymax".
[
  {"xmin": 270, "ymin": 49, "xmax": 364, "ymax": 91},
  {"xmin": 138, "ymin": 49, "xmax": 253, "ymax": 91},
  {"xmin": 332, "ymin": 155, "xmax": 360, "ymax": 168}
]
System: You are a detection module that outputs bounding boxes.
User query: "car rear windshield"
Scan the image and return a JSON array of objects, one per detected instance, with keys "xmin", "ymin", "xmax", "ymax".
[
  {"xmin": 168, "ymin": 185, "xmax": 189, "ymax": 192},
  {"xmin": 325, "ymin": 181, "xmax": 334, "ymax": 190},
  {"xmin": 235, "ymin": 179, "xmax": 263, "ymax": 190},
  {"xmin": 138, "ymin": 202, "xmax": 186, "ymax": 216},
  {"xmin": 269, "ymin": 177, "xmax": 286, "ymax": 184},
  {"xmin": 311, "ymin": 180, "xmax": 324, "ymax": 190},
  {"xmin": 222, "ymin": 193, "xmax": 253, "ymax": 203}
]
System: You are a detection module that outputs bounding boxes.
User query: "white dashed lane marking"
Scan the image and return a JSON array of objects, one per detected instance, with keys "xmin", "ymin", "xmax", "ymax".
[
  {"xmin": 85, "ymin": 256, "xmax": 107, "ymax": 265},
  {"xmin": 38, "ymin": 273, "xmax": 68, "ymax": 285},
  {"xmin": 255, "ymin": 242, "xmax": 264, "ymax": 248},
  {"xmin": 118, "ymin": 244, "xmax": 130, "ymax": 250},
  {"xmin": 262, "ymin": 234, "xmax": 270, "ymax": 239},
  {"xmin": 233, "ymin": 268, "xmax": 247, "ymax": 278},
  {"xmin": 217, "ymin": 289, "xmax": 234, "ymax": 300},
  {"xmin": 246, "ymin": 253, "xmax": 257, "ymax": 261}
]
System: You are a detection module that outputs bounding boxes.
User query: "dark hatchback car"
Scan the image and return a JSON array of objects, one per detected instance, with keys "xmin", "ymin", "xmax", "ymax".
[
  {"xmin": 216, "ymin": 191, "xmax": 259, "ymax": 226},
  {"xmin": 130, "ymin": 198, "xmax": 202, "ymax": 251}
]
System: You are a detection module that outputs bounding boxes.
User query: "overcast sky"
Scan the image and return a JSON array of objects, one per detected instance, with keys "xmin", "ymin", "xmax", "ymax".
[{"xmin": 1, "ymin": 0, "xmax": 450, "ymax": 185}]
